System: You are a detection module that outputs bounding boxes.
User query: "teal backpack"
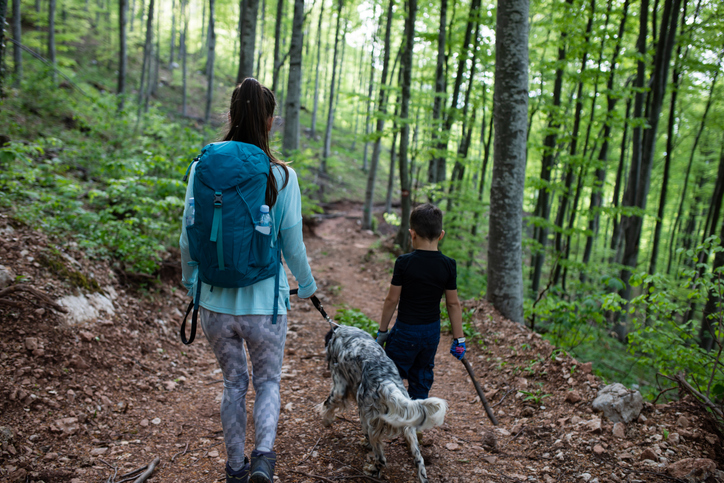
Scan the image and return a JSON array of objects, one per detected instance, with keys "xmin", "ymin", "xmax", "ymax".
[{"xmin": 180, "ymin": 141, "xmax": 281, "ymax": 344}]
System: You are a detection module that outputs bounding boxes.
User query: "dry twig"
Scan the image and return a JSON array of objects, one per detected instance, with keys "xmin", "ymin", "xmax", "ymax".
[
  {"xmin": 171, "ymin": 442, "xmax": 189, "ymax": 462},
  {"xmin": 132, "ymin": 457, "xmax": 160, "ymax": 483},
  {"xmin": 0, "ymin": 284, "xmax": 68, "ymax": 313}
]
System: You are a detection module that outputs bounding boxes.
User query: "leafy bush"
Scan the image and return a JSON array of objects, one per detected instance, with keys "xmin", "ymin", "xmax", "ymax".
[{"xmin": 334, "ymin": 307, "xmax": 378, "ymax": 336}]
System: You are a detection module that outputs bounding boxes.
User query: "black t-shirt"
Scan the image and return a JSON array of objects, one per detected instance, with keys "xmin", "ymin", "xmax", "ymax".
[{"xmin": 391, "ymin": 250, "xmax": 457, "ymax": 325}]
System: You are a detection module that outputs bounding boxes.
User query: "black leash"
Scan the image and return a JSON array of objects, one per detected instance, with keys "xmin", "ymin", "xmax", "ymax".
[{"xmin": 290, "ymin": 289, "xmax": 338, "ymax": 328}]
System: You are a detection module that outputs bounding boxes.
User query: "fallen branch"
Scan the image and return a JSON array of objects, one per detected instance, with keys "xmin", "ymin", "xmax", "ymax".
[
  {"xmin": 492, "ymin": 388, "xmax": 515, "ymax": 408},
  {"xmin": 133, "ymin": 457, "xmax": 160, "ymax": 483},
  {"xmin": 205, "ymin": 379, "xmax": 224, "ymax": 385},
  {"xmin": 171, "ymin": 442, "xmax": 189, "ymax": 462},
  {"xmin": 0, "ymin": 284, "xmax": 68, "ymax": 313},
  {"xmin": 297, "ymin": 436, "xmax": 322, "ymax": 465},
  {"xmin": 659, "ymin": 373, "xmax": 724, "ymax": 420}
]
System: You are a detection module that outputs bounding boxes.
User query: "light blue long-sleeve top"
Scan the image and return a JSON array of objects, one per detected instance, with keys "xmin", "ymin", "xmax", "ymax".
[{"xmin": 179, "ymin": 161, "xmax": 316, "ymax": 315}]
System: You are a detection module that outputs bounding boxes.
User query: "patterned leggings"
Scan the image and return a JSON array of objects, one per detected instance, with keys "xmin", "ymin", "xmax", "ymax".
[{"xmin": 200, "ymin": 309, "xmax": 287, "ymax": 470}]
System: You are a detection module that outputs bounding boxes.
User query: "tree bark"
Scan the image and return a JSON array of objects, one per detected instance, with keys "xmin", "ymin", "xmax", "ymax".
[
  {"xmin": 610, "ymin": 95, "xmax": 632, "ymax": 264},
  {"xmin": 0, "ymin": 0, "xmax": 6, "ymax": 97},
  {"xmin": 488, "ymin": 0, "xmax": 529, "ymax": 325},
  {"xmin": 118, "ymin": 0, "xmax": 128, "ymax": 109},
  {"xmin": 393, "ymin": 0, "xmax": 417, "ymax": 252},
  {"xmin": 362, "ymin": 0, "xmax": 394, "ymax": 230},
  {"xmin": 11, "ymin": 0, "xmax": 20, "ymax": 86},
  {"xmin": 530, "ymin": 0, "xmax": 572, "ymax": 297},
  {"xmin": 361, "ymin": 33, "xmax": 375, "ymax": 171},
  {"xmin": 309, "ymin": 0, "xmax": 325, "ymax": 139},
  {"xmin": 204, "ymin": 0, "xmax": 215, "ymax": 123},
  {"xmin": 236, "ymin": 0, "xmax": 259, "ymax": 82},
  {"xmin": 169, "ymin": 0, "xmax": 176, "ymax": 68},
  {"xmin": 282, "ymin": 0, "xmax": 304, "ymax": 155},
  {"xmin": 428, "ymin": 0, "xmax": 447, "ymax": 184},
  {"xmin": 137, "ymin": 0, "xmax": 154, "ymax": 113},
  {"xmin": 321, "ymin": 0, "xmax": 344, "ymax": 170}
]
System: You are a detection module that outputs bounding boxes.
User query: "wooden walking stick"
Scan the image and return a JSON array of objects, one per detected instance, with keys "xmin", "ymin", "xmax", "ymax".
[{"xmin": 460, "ymin": 356, "xmax": 498, "ymax": 426}]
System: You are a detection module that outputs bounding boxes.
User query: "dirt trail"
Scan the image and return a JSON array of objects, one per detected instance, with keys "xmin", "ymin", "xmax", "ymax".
[{"xmin": 0, "ymin": 205, "xmax": 722, "ymax": 482}]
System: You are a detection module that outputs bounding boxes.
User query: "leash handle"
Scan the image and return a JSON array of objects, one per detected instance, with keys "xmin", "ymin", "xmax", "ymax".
[{"xmin": 290, "ymin": 289, "xmax": 336, "ymax": 326}]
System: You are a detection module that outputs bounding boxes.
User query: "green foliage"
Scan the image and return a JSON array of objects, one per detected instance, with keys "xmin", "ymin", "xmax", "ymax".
[
  {"xmin": 334, "ymin": 307, "xmax": 378, "ymax": 336},
  {"xmin": 440, "ymin": 304, "xmax": 479, "ymax": 339}
]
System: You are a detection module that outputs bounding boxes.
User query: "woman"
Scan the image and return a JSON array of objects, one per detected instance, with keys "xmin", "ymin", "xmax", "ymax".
[{"xmin": 179, "ymin": 78, "xmax": 316, "ymax": 483}]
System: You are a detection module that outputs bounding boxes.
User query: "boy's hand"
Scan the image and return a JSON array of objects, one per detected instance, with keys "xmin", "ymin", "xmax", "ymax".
[
  {"xmin": 450, "ymin": 338, "xmax": 466, "ymax": 360},
  {"xmin": 376, "ymin": 330, "xmax": 390, "ymax": 347}
]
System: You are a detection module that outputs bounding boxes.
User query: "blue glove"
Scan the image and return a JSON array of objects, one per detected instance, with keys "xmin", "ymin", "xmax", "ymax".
[
  {"xmin": 376, "ymin": 330, "xmax": 390, "ymax": 347},
  {"xmin": 450, "ymin": 338, "xmax": 466, "ymax": 360}
]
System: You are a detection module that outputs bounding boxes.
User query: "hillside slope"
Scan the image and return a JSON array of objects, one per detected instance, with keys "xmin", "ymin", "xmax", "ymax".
[{"xmin": 0, "ymin": 205, "xmax": 722, "ymax": 483}]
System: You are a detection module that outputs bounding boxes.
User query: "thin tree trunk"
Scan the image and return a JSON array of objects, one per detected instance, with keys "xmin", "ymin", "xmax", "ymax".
[
  {"xmin": 0, "ymin": 0, "xmax": 7, "ymax": 97},
  {"xmin": 432, "ymin": 0, "xmax": 481, "ymax": 186},
  {"xmin": 531, "ymin": 0, "xmax": 572, "ymax": 297},
  {"xmin": 9, "ymin": 0, "xmax": 20, "ymax": 87},
  {"xmin": 428, "ymin": 0, "xmax": 447, "ymax": 184},
  {"xmin": 257, "ymin": 0, "xmax": 265, "ymax": 81},
  {"xmin": 309, "ymin": 0, "xmax": 325, "ymax": 138},
  {"xmin": 137, "ymin": 0, "xmax": 154, "ymax": 114},
  {"xmin": 181, "ymin": 0, "xmax": 188, "ymax": 116},
  {"xmin": 169, "ymin": 0, "xmax": 176, "ymax": 68},
  {"xmin": 621, "ymin": 0, "xmax": 682, "ymax": 304},
  {"xmin": 150, "ymin": 10, "xmax": 159, "ymax": 98},
  {"xmin": 362, "ymin": 0, "xmax": 394, "ymax": 230},
  {"xmin": 552, "ymin": 0, "xmax": 595, "ymax": 286},
  {"xmin": 610, "ymin": 95, "xmax": 633, "ymax": 264},
  {"xmin": 393, "ymin": 0, "xmax": 417, "ymax": 252},
  {"xmin": 204, "ymin": 0, "xmax": 216, "ymax": 123},
  {"xmin": 271, "ymin": 0, "xmax": 285, "ymax": 92},
  {"xmin": 361, "ymin": 32, "xmax": 376, "ymax": 171},
  {"xmin": 333, "ymin": 18, "xmax": 347, "ymax": 111},
  {"xmin": 237, "ymin": 0, "xmax": 259, "ymax": 82},
  {"xmin": 488, "ymin": 0, "xmax": 529, "ymax": 324},
  {"xmin": 321, "ymin": 0, "xmax": 344, "ymax": 169},
  {"xmin": 282, "ymin": 0, "xmax": 304, "ymax": 154},
  {"xmin": 48, "ymin": 0, "xmax": 57, "ymax": 83},
  {"xmin": 667, "ymin": 52, "xmax": 721, "ymax": 273},
  {"xmin": 129, "ymin": 0, "xmax": 135, "ymax": 31},
  {"xmin": 118, "ymin": 0, "xmax": 128, "ymax": 109}
]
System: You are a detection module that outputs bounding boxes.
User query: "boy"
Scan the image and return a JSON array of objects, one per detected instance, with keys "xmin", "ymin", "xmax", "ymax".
[{"xmin": 376, "ymin": 203, "xmax": 465, "ymax": 401}]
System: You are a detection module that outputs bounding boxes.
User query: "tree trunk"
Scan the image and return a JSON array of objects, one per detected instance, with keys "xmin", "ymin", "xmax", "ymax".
[
  {"xmin": 181, "ymin": 0, "xmax": 188, "ymax": 116},
  {"xmin": 582, "ymin": 0, "xmax": 630, "ymax": 273},
  {"xmin": 362, "ymin": 0, "xmax": 394, "ymax": 230},
  {"xmin": 309, "ymin": 0, "xmax": 325, "ymax": 138},
  {"xmin": 271, "ymin": 0, "xmax": 285, "ymax": 92},
  {"xmin": 321, "ymin": 0, "xmax": 344, "ymax": 170},
  {"xmin": 129, "ymin": 0, "xmax": 135, "ymax": 31},
  {"xmin": 609, "ymin": 95, "xmax": 632, "ymax": 264},
  {"xmin": 431, "ymin": 0, "xmax": 481, "ymax": 186},
  {"xmin": 257, "ymin": 0, "xmax": 265, "ymax": 81},
  {"xmin": 428, "ymin": 0, "xmax": 447, "ymax": 183},
  {"xmin": 149, "ymin": 10, "xmax": 159, "ymax": 98},
  {"xmin": 282, "ymin": 0, "xmax": 304, "ymax": 155},
  {"xmin": 0, "ymin": 0, "xmax": 7, "ymax": 97},
  {"xmin": 393, "ymin": 0, "xmax": 417, "ymax": 252},
  {"xmin": 48, "ymin": 0, "xmax": 57, "ymax": 83},
  {"xmin": 137, "ymin": 0, "xmax": 154, "ymax": 112},
  {"xmin": 169, "ymin": 0, "xmax": 176, "ymax": 68},
  {"xmin": 620, "ymin": 0, "xmax": 681, "ymax": 303},
  {"xmin": 204, "ymin": 0, "xmax": 215, "ymax": 123},
  {"xmin": 650, "ymin": 0, "xmax": 687, "ymax": 275},
  {"xmin": 118, "ymin": 0, "xmax": 128, "ymax": 109},
  {"xmin": 9, "ymin": 0, "xmax": 20, "ymax": 88},
  {"xmin": 333, "ymin": 18, "xmax": 347, "ymax": 111},
  {"xmin": 488, "ymin": 0, "xmax": 529, "ymax": 325},
  {"xmin": 530, "ymin": 0, "xmax": 572, "ymax": 297},
  {"xmin": 237, "ymin": 0, "xmax": 259, "ymax": 82},
  {"xmin": 666, "ymin": 50, "xmax": 721, "ymax": 273},
  {"xmin": 701, "ymin": 208, "xmax": 724, "ymax": 351},
  {"xmin": 552, "ymin": 0, "xmax": 595, "ymax": 286},
  {"xmin": 361, "ymin": 34, "xmax": 375, "ymax": 171}
]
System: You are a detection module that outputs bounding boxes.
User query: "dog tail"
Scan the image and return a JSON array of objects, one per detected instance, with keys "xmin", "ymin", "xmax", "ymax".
[{"xmin": 378, "ymin": 384, "xmax": 448, "ymax": 431}]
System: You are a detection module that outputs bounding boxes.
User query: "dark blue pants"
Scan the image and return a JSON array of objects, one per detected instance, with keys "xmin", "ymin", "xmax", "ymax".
[{"xmin": 385, "ymin": 319, "xmax": 441, "ymax": 400}]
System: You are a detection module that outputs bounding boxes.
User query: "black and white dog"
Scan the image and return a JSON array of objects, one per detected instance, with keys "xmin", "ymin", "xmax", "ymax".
[{"xmin": 319, "ymin": 325, "xmax": 448, "ymax": 483}]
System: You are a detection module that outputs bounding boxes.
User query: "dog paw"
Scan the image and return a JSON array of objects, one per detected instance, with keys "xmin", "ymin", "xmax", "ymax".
[
  {"xmin": 321, "ymin": 417, "xmax": 334, "ymax": 427},
  {"xmin": 363, "ymin": 462, "xmax": 380, "ymax": 477}
]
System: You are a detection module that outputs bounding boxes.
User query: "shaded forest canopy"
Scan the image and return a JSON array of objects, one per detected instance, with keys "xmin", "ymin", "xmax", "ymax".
[{"xmin": 0, "ymin": 0, "xmax": 722, "ymax": 418}]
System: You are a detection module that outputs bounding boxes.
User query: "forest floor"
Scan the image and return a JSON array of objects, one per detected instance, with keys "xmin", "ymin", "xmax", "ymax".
[{"xmin": 0, "ymin": 202, "xmax": 722, "ymax": 483}]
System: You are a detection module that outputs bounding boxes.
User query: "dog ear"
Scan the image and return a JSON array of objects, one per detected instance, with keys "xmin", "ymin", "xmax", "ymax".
[{"xmin": 324, "ymin": 328, "xmax": 335, "ymax": 347}]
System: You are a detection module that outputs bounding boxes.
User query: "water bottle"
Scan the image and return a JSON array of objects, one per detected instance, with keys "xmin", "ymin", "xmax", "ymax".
[
  {"xmin": 256, "ymin": 204, "xmax": 271, "ymax": 235},
  {"xmin": 185, "ymin": 197, "xmax": 195, "ymax": 227}
]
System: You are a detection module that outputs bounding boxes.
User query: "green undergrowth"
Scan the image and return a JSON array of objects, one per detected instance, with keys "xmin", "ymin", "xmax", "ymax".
[{"xmin": 333, "ymin": 307, "xmax": 378, "ymax": 336}]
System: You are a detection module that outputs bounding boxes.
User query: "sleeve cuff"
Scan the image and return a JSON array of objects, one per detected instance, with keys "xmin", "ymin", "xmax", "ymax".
[{"xmin": 297, "ymin": 280, "xmax": 317, "ymax": 299}]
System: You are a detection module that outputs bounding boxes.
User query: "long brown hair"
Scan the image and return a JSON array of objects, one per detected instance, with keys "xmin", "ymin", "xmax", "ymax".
[{"xmin": 223, "ymin": 78, "xmax": 289, "ymax": 208}]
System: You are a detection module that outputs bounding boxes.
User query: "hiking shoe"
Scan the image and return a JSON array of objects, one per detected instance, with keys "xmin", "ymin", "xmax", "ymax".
[
  {"xmin": 226, "ymin": 457, "xmax": 250, "ymax": 483},
  {"xmin": 250, "ymin": 449, "xmax": 276, "ymax": 483}
]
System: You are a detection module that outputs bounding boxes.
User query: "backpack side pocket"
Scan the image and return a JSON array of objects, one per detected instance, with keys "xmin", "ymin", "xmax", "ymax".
[{"xmin": 249, "ymin": 226, "xmax": 273, "ymax": 267}]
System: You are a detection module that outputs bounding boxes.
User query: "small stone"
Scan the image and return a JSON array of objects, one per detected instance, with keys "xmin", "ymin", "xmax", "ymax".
[
  {"xmin": 24, "ymin": 338, "xmax": 39, "ymax": 351},
  {"xmin": 593, "ymin": 444, "xmax": 605, "ymax": 455},
  {"xmin": 521, "ymin": 406, "xmax": 536, "ymax": 417},
  {"xmin": 637, "ymin": 414, "xmax": 647, "ymax": 424},
  {"xmin": 163, "ymin": 381, "xmax": 177, "ymax": 391},
  {"xmin": 668, "ymin": 432, "xmax": 680, "ymax": 444},
  {"xmin": 101, "ymin": 395, "xmax": 113, "ymax": 406},
  {"xmin": 586, "ymin": 418, "xmax": 602, "ymax": 433},
  {"xmin": 483, "ymin": 456, "xmax": 497, "ymax": 464},
  {"xmin": 44, "ymin": 452, "xmax": 59, "ymax": 460},
  {"xmin": 675, "ymin": 416, "xmax": 689, "ymax": 428},
  {"xmin": 613, "ymin": 422, "xmax": 626, "ymax": 439},
  {"xmin": 580, "ymin": 473, "xmax": 592, "ymax": 482},
  {"xmin": 151, "ymin": 417, "xmax": 161, "ymax": 425},
  {"xmin": 481, "ymin": 431, "xmax": 497, "ymax": 450},
  {"xmin": 79, "ymin": 330, "xmax": 95, "ymax": 342},
  {"xmin": 565, "ymin": 390, "xmax": 582, "ymax": 404},
  {"xmin": 90, "ymin": 447, "xmax": 109, "ymax": 456},
  {"xmin": 208, "ymin": 450, "xmax": 219, "ymax": 458},
  {"xmin": 140, "ymin": 419, "xmax": 149, "ymax": 427},
  {"xmin": 570, "ymin": 415, "xmax": 583, "ymax": 425},
  {"xmin": 580, "ymin": 362, "xmax": 593, "ymax": 374},
  {"xmin": 667, "ymin": 458, "xmax": 717, "ymax": 479},
  {"xmin": 446, "ymin": 442, "xmax": 460, "ymax": 451},
  {"xmin": 0, "ymin": 426, "xmax": 14, "ymax": 444},
  {"xmin": 55, "ymin": 417, "xmax": 79, "ymax": 436},
  {"xmin": 640, "ymin": 448, "xmax": 657, "ymax": 461},
  {"xmin": 283, "ymin": 402, "xmax": 293, "ymax": 412}
]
